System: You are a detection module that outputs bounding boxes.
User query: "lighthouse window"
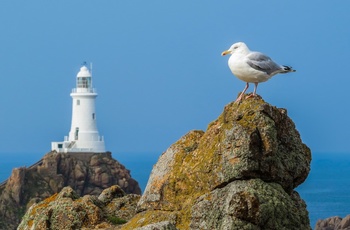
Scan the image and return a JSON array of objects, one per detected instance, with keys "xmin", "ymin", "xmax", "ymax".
[
  {"xmin": 77, "ymin": 77, "xmax": 91, "ymax": 88},
  {"xmin": 77, "ymin": 100, "xmax": 80, "ymax": 105},
  {"xmin": 75, "ymin": 127, "xmax": 79, "ymax": 140},
  {"xmin": 92, "ymin": 113, "xmax": 95, "ymax": 120}
]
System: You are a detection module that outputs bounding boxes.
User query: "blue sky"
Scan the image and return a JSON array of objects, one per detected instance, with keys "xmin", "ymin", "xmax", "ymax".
[{"xmin": 0, "ymin": 1, "xmax": 349, "ymax": 156}]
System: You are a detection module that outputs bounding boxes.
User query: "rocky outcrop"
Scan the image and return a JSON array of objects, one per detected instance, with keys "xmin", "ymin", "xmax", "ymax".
[
  {"xmin": 16, "ymin": 96, "xmax": 312, "ymax": 230},
  {"xmin": 0, "ymin": 151, "xmax": 141, "ymax": 229},
  {"xmin": 124, "ymin": 96, "xmax": 312, "ymax": 229},
  {"xmin": 18, "ymin": 185, "xmax": 140, "ymax": 230},
  {"xmin": 315, "ymin": 215, "xmax": 350, "ymax": 230}
]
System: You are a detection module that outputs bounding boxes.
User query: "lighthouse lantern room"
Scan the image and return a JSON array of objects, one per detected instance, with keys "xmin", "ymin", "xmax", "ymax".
[{"xmin": 51, "ymin": 65, "xmax": 106, "ymax": 153}]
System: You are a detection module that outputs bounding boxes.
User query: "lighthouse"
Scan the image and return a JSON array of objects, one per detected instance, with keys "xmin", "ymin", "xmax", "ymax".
[{"xmin": 51, "ymin": 64, "xmax": 106, "ymax": 153}]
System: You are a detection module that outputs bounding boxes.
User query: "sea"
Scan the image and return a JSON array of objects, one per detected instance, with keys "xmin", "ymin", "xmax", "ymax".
[{"xmin": 1, "ymin": 151, "xmax": 349, "ymax": 229}]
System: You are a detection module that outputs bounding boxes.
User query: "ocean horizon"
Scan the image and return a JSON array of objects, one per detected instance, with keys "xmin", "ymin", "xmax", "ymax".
[{"xmin": 1, "ymin": 151, "xmax": 349, "ymax": 229}]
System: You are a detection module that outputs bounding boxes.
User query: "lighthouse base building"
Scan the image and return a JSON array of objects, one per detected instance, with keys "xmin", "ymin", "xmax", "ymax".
[
  {"xmin": 51, "ymin": 136, "xmax": 105, "ymax": 153},
  {"xmin": 52, "ymin": 65, "xmax": 106, "ymax": 153}
]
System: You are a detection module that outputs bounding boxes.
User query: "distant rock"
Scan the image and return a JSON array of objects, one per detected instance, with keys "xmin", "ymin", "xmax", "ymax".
[
  {"xmin": 17, "ymin": 185, "xmax": 140, "ymax": 230},
  {"xmin": 125, "ymin": 96, "xmax": 312, "ymax": 229},
  {"xmin": 0, "ymin": 151, "xmax": 141, "ymax": 229},
  {"xmin": 315, "ymin": 215, "xmax": 350, "ymax": 230}
]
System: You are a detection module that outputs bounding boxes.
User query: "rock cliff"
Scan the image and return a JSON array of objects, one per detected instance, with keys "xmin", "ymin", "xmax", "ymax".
[
  {"xmin": 0, "ymin": 151, "xmax": 141, "ymax": 229},
  {"xmin": 17, "ymin": 96, "xmax": 312, "ymax": 230}
]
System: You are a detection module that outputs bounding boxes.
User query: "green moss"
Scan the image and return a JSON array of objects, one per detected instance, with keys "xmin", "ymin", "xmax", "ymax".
[
  {"xmin": 183, "ymin": 142, "xmax": 198, "ymax": 153},
  {"xmin": 107, "ymin": 216, "xmax": 127, "ymax": 225}
]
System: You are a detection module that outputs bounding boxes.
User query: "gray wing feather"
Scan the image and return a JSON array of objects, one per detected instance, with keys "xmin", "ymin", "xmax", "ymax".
[{"xmin": 246, "ymin": 52, "xmax": 282, "ymax": 75}]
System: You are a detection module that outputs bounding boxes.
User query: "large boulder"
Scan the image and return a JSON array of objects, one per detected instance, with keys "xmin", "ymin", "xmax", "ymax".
[{"xmin": 125, "ymin": 96, "xmax": 311, "ymax": 229}]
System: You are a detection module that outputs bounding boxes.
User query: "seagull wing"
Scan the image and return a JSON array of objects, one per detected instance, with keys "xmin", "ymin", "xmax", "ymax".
[{"xmin": 246, "ymin": 52, "xmax": 282, "ymax": 76}]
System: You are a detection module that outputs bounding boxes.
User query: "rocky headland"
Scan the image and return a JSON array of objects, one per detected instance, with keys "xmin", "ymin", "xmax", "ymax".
[
  {"xmin": 0, "ymin": 151, "xmax": 141, "ymax": 229},
  {"xmin": 315, "ymin": 215, "xmax": 350, "ymax": 230},
  {"xmin": 17, "ymin": 96, "xmax": 312, "ymax": 229}
]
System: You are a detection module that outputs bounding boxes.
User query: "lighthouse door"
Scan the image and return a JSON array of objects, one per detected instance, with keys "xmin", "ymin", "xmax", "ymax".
[{"xmin": 75, "ymin": 127, "xmax": 79, "ymax": 140}]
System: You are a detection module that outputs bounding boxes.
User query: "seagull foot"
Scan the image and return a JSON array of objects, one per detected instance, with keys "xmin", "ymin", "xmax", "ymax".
[
  {"xmin": 234, "ymin": 94, "xmax": 244, "ymax": 103},
  {"xmin": 246, "ymin": 93, "xmax": 262, "ymax": 100},
  {"xmin": 234, "ymin": 93, "xmax": 262, "ymax": 104}
]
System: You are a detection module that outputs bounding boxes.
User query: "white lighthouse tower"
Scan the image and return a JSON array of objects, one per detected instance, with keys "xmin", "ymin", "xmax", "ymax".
[{"xmin": 51, "ymin": 64, "xmax": 106, "ymax": 153}]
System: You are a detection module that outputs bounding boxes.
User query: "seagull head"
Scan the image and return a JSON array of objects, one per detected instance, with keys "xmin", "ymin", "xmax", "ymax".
[{"xmin": 221, "ymin": 42, "xmax": 249, "ymax": 56}]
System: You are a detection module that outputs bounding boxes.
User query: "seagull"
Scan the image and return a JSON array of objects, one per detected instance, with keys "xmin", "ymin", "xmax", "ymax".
[{"xmin": 221, "ymin": 42, "xmax": 295, "ymax": 102}]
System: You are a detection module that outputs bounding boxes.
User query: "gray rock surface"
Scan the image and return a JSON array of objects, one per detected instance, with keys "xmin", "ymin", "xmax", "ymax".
[{"xmin": 190, "ymin": 179, "xmax": 309, "ymax": 230}]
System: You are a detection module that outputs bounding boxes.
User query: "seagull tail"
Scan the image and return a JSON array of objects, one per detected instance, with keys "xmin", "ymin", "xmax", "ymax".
[{"xmin": 281, "ymin": 65, "xmax": 296, "ymax": 73}]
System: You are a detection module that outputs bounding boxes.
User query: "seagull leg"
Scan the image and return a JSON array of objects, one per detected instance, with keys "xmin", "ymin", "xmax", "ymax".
[
  {"xmin": 253, "ymin": 82, "xmax": 258, "ymax": 96},
  {"xmin": 246, "ymin": 82, "xmax": 258, "ymax": 99},
  {"xmin": 235, "ymin": 82, "xmax": 249, "ymax": 103}
]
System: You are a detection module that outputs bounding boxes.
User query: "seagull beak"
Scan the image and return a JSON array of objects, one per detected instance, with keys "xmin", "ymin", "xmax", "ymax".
[{"xmin": 221, "ymin": 50, "xmax": 231, "ymax": 56}]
